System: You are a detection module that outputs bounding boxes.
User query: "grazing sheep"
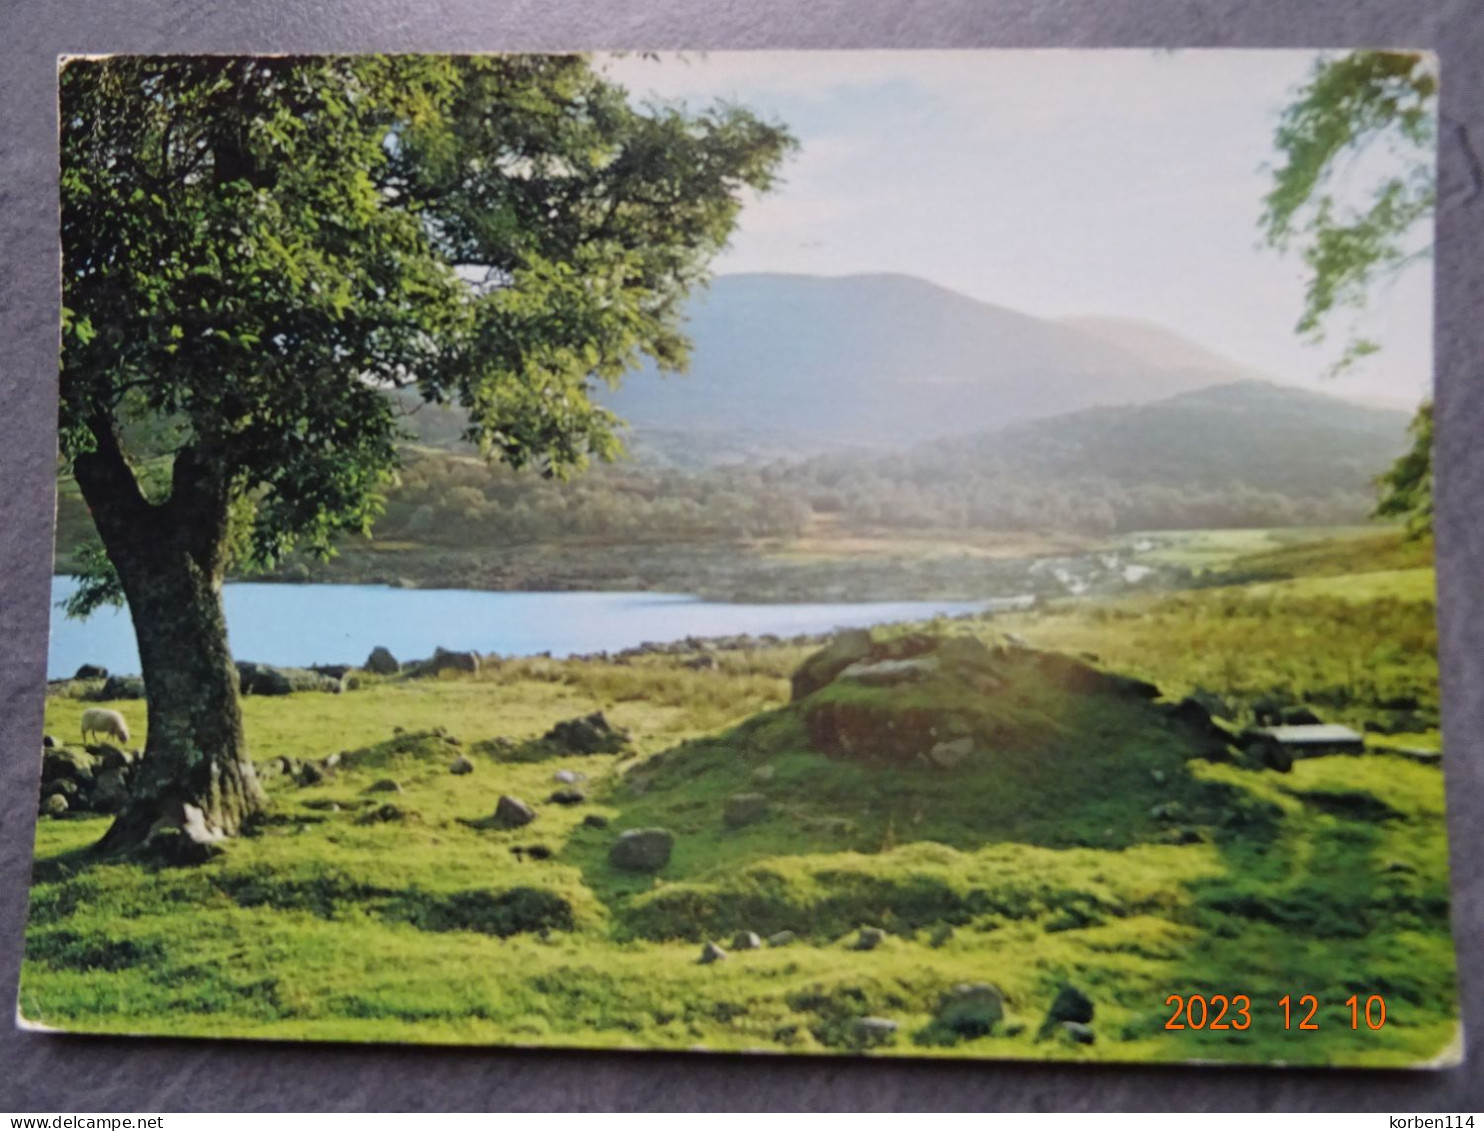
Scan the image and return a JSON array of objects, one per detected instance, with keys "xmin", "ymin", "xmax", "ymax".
[{"xmin": 80, "ymin": 707, "xmax": 130, "ymax": 747}]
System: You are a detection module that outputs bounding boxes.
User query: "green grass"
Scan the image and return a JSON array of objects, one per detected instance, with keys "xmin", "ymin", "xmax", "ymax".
[{"xmin": 21, "ymin": 531, "xmax": 1458, "ymax": 1065}]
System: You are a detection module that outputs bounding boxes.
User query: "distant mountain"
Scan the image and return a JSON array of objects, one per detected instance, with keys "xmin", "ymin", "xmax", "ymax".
[
  {"xmin": 1056, "ymin": 316, "xmax": 1271, "ymax": 383},
  {"xmin": 599, "ymin": 273, "xmax": 1253, "ymax": 450},
  {"xmin": 956, "ymin": 380, "xmax": 1412, "ymax": 494},
  {"xmin": 783, "ymin": 379, "xmax": 1415, "ymax": 533}
]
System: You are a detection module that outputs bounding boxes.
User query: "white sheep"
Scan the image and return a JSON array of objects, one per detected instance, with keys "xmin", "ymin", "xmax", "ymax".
[{"xmin": 80, "ymin": 707, "xmax": 131, "ymax": 747}]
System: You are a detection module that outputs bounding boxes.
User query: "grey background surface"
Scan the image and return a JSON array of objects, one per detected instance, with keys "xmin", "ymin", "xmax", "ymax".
[{"xmin": 1, "ymin": 0, "xmax": 1481, "ymax": 1111}]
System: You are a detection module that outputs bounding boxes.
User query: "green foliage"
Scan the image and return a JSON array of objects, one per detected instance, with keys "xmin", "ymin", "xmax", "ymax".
[
  {"xmin": 1262, "ymin": 50, "xmax": 1436, "ymax": 536},
  {"xmin": 1375, "ymin": 401, "xmax": 1433, "ymax": 537},
  {"xmin": 1261, "ymin": 51, "xmax": 1436, "ymax": 372},
  {"xmin": 59, "ymin": 55, "xmax": 795, "ymax": 578}
]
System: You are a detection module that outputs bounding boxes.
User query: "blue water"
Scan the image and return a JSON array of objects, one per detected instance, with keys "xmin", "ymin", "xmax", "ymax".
[{"xmin": 47, "ymin": 576, "xmax": 1015, "ymax": 679}]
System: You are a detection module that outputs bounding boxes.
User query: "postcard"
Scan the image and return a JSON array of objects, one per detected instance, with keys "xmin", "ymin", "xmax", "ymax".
[{"xmin": 22, "ymin": 49, "xmax": 1457, "ymax": 1066}]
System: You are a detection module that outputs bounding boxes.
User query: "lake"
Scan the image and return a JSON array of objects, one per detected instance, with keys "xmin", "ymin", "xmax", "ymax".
[{"xmin": 46, "ymin": 577, "xmax": 1021, "ymax": 679}]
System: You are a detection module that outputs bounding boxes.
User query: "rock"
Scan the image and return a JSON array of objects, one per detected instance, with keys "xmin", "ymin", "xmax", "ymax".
[
  {"xmin": 723, "ymin": 792, "xmax": 769, "ymax": 829},
  {"xmin": 767, "ymin": 930, "xmax": 797, "ymax": 948},
  {"xmin": 365, "ymin": 778, "xmax": 402, "ymax": 793},
  {"xmin": 684, "ymin": 654, "xmax": 721, "ymax": 671},
  {"xmin": 99, "ymin": 675, "xmax": 146, "ymax": 700},
  {"xmin": 92, "ymin": 767, "xmax": 131, "ymax": 813},
  {"xmin": 849, "ymin": 1017, "xmax": 899, "ymax": 1048},
  {"xmin": 838, "ymin": 656, "xmax": 941, "ymax": 687},
  {"xmin": 544, "ymin": 712, "xmax": 631, "ymax": 755},
  {"xmin": 42, "ymin": 734, "xmax": 59, "ymax": 749},
  {"xmin": 1243, "ymin": 739, "xmax": 1293, "ymax": 773},
  {"xmin": 581, "ymin": 813, "xmax": 610, "ymax": 829},
  {"xmin": 357, "ymin": 802, "xmax": 407, "ymax": 824},
  {"xmin": 1038, "ymin": 984, "xmax": 1094, "ymax": 1039},
  {"xmin": 40, "ymin": 793, "xmax": 68, "ymax": 817},
  {"xmin": 608, "ymin": 827, "xmax": 674, "ymax": 872},
  {"xmin": 547, "ymin": 788, "xmax": 586, "ymax": 806},
  {"xmin": 698, "ymin": 941, "xmax": 727, "ymax": 965},
  {"xmin": 936, "ymin": 982, "xmax": 1005, "ymax": 1037},
  {"xmin": 74, "ymin": 663, "xmax": 108, "ymax": 681},
  {"xmin": 851, "ymin": 927, "xmax": 886, "ymax": 951},
  {"xmin": 553, "ymin": 769, "xmax": 587, "ymax": 784},
  {"xmin": 302, "ymin": 799, "xmax": 341, "ymax": 812},
  {"xmin": 927, "ymin": 737, "xmax": 974, "ymax": 770},
  {"xmin": 364, "ymin": 646, "xmax": 400, "ymax": 675},
  {"xmin": 418, "ymin": 647, "xmax": 481, "ymax": 677},
  {"xmin": 790, "ymin": 628, "xmax": 874, "ymax": 701},
  {"xmin": 90, "ymin": 743, "xmax": 132, "ymax": 771},
  {"xmin": 42, "ymin": 747, "xmax": 96, "ymax": 786},
  {"xmin": 492, "ymin": 795, "xmax": 537, "ymax": 828},
  {"xmin": 731, "ymin": 930, "xmax": 763, "ymax": 951},
  {"xmin": 1060, "ymin": 1021, "xmax": 1096, "ymax": 1045},
  {"xmin": 449, "ymin": 755, "xmax": 474, "ymax": 775},
  {"xmin": 296, "ymin": 762, "xmax": 326, "ymax": 787}
]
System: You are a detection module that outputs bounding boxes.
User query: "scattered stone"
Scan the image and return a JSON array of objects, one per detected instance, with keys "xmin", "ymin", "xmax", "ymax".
[
  {"xmin": 723, "ymin": 792, "xmax": 769, "ymax": 829},
  {"xmin": 927, "ymin": 737, "xmax": 974, "ymax": 770},
  {"xmin": 43, "ymin": 745, "xmax": 97, "ymax": 786},
  {"xmin": 553, "ymin": 769, "xmax": 587, "ymax": 784},
  {"xmin": 365, "ymin": 778, "xmax": 402, "ymax": 793},
  {"xmin": 357, "ymin": 802, "xmax": 407, "ymax": 824},
  {"xmin": 547, "ymin": 788, "xmax": 586, "ymax": 806},
  {"xmin": 450, "ymin": 755, "xmax": 474, "ymax": 775},
  {"xmin": 40, "ymin": 793, "xmax": 68, "ymax": 817},
  {"xmin": 492, "ymin": 795, "xmax": 537, "ymax": 828},
  {"xmin": 90, "ymin": 743, "xmax": 132, "ymax": 771},
  {"xmin": 838, "ymin": 656, "xmax": 941, "ymax": 687},
  {"xmin": 731, "ymin": 930, "xmax": 763, "ymax": 951},
  {"xmin": 1060, "ymin": 1021, "xmax": 1096, "ymax": 1046},
  {"xmin": 417, "ymin": 647, "xmax": 481, "ymax": 677},
  {"xmin": 581, "ymin": 814, "xmax": 610, "ymax": 830},
  {"xmin": 1038, "ymin": 984, "xmax": 1094, "ymax": 1040},
  {"xmin": 790, "ymin": 628, "xmax": 873, "ymax": 701},
  {"xmin": 544, "ymin": 712, "xmax": 631, "ymax": 755},
  {"xmin": 698, "ymin": 940, "xmax": 727, "ymax": 964},
  {"xmin": 849, "ymin": 1017, "xmax": 899, "ymax": 1048},
  {"xmin": 851, "ymin": 927, "xmax": 886, "ymax": 951},
  {"xmin": 74, "ymin": 663, "xmax": 109, "ymax": 681},
  {"xmin": 767, "ymin": 930, "xmax": 796, "ymax": 948},
  {"xmin": 99, "ymin": 675, "xmax": 146, "ymax": 700},
  {"xmin": 296, "ymin": 762, "xmax": 326, "ymax": 787},
  {"xmin": 91, "ymin": 767, "xmax": 131, "ymax": 813},
  {"xmin": 302, "ymin": 799, "xmax": 341, "ymax": 812},
  {"xmin": 935, "ymin": 983, "xmax": 1005, "ymax": 1037},
  {"xmin": 608, "ymin": 827, "xmax": 674, "ymax": 872}
]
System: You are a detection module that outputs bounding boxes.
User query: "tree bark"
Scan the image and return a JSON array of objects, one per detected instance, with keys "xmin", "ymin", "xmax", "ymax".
[{"xmin": 72, "ymin": 419, "xmax": 264, "ymax": 856}]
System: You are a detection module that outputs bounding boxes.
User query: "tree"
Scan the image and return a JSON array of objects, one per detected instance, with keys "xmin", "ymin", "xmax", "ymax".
[
  {"xmin": 1260, "ymin": 50, "xmax": 1437, "ymax": 532},
  {"xmin": 60, "ymin": 55, "xmax": 794, "ymax": 855}
]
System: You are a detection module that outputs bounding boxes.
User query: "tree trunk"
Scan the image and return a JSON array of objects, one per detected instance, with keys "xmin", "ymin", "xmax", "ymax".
[{"xmin": 72, "ymin": 420, "xmax": 265, "ymax": 857}]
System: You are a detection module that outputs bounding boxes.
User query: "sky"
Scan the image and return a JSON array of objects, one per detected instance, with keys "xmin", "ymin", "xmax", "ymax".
[{"xmin": 599, "ymin": 50, "xmax": 1435, "ymax": 408}]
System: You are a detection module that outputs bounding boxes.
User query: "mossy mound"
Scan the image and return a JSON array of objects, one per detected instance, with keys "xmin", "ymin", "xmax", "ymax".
[
  {"xmin": 336, "ymin": 728, "xmax": 464, "ymax": 770},
  {"xmin": 599, "ymin": 630, "xmax": 1254, "ymax": 882}
]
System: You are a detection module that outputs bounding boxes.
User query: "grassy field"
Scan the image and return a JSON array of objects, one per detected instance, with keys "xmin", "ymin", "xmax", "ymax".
[{"xmin": 21, "ymin": 528, "xmax": 1458, "ymax": 1065}]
